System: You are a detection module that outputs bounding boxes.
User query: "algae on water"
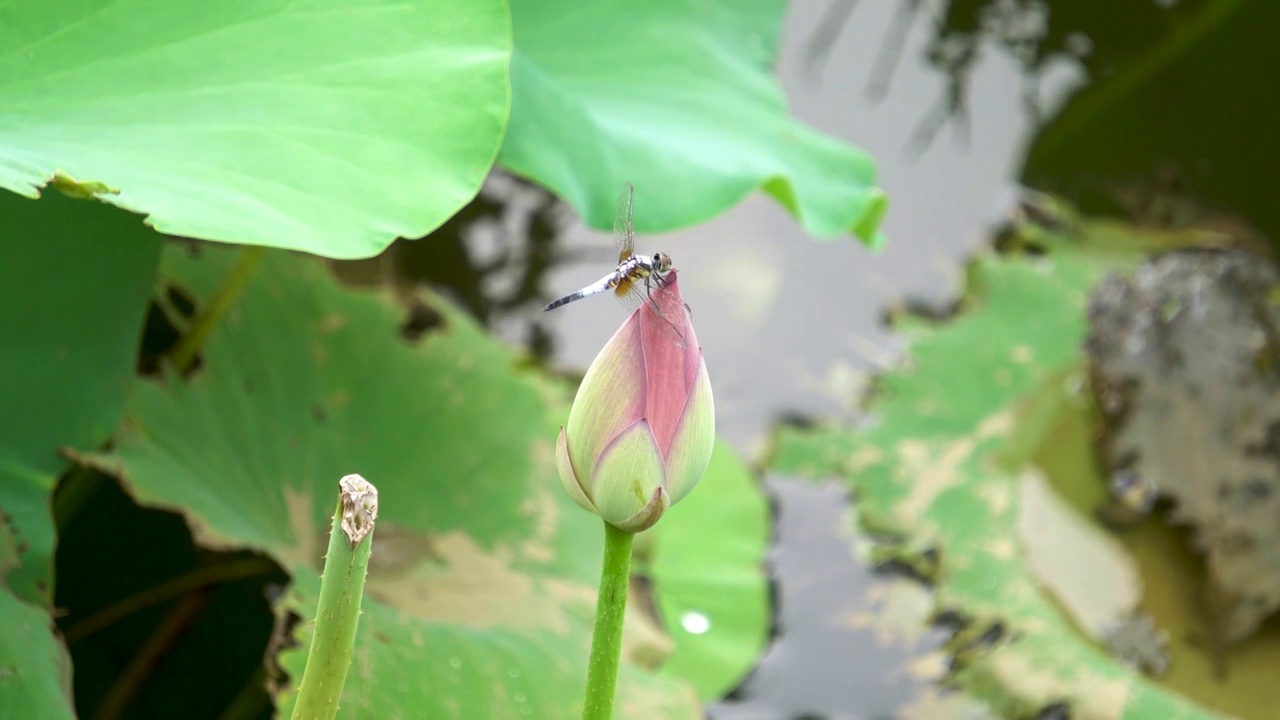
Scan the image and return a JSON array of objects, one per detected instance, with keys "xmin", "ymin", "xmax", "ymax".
[{"xmin": 1088, "ymin": 249, "xmax": 1280, "ymax": 648}]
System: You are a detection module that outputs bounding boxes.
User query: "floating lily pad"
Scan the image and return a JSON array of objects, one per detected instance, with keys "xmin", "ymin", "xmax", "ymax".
[
  {"xmin": 85, "ymin": 244, "xmax": 766, "ymax": 717},
  {"xmin": 770, "ymin": 214, "xmax": 1231, "ymax": 718},
  {"xmin": 0, "ymin": 0, "xmax": 509, "ymax": 259},
  {"xmin": 649, "ymin": 441, "xmax": 769, "ymax": 700}
]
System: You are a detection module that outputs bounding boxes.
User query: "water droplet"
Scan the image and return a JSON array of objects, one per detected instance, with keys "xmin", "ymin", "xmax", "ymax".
[
  {"xmin": 513, "ymin": 692, "xmax": 527, "ymax": 703},
  {"xmin": 507, "ymin": 667, "xmax": 521, "ymax": 679},
  {"xmin": 448, "ymin": 656, "xmax": 462, "ymax": 670},
  {"xmin": 681, "ymin": 611, "xmax": 711, "ymax": 635}
]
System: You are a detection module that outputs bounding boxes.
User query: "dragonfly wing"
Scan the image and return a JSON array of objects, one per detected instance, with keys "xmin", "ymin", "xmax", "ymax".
[
  {"xmin": 613, "ymin": 275, "xmax": 644, "ymax": 313},
  {"xmin": 614, "ymin": 182, "xmax": 635, "ymax": 264},
  {"xmin": 615, "ymin": 276, "xmax": 688, "ymax": 349}
]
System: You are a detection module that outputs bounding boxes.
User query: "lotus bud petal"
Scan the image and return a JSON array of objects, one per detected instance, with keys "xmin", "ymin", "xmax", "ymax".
[{"xmin": 555, "ymin": 272, "xmax": 714, "ymax": 531}]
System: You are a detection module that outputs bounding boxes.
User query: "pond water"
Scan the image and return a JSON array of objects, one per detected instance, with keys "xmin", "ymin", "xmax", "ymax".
[
  {"xmin": 393, "ymin": 0, "xmax": 1276, "ymax": 717},
  {"xmin": 533, "ymin": 2, "xmax": 1079, "ymax": 716}
]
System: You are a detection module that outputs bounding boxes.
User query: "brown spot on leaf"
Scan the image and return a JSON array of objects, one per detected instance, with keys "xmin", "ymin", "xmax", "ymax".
[
  {"xmin": 319, "ymin": 313, "xmax": 346, "ymax": 333},
  {"xmin": 273, "ymin": 486, "xmax": 321, "ymax": 572},
  {"xmin": 363, "ymin": 529, "xmax": 594, "ymax": 634},
  {"xmin": 986, "ymin": 646, "xmax": 1130, "ymax": 719},
  {"xmin": 311, "ymin": 341, "xmax": 328, "ymax": 368}
]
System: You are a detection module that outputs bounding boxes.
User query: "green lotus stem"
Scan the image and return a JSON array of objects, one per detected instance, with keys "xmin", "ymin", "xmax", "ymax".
[
  {"xmin": 169, "ymin": 244, "xmax": 266, "ymax": 373},
  {"xmin": 292, "ymin": 475, "xmax": 379, "ymax": 720},
  {"xmin": 581, "ymin": 521, "xmax": 634, "ymax": 720}
]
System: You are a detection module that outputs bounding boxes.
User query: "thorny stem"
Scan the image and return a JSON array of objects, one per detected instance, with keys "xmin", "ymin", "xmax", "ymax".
[
  {"xmin": 169, "ymin": 244, "xmax": 267, "ymax": 373},
  {"xmin": 581, "ymin": 521, "xmax": 634, "ymax": 720},
  {"xmin": 291, "ymin": 475, "xmax": 379, "ymax": 720}
]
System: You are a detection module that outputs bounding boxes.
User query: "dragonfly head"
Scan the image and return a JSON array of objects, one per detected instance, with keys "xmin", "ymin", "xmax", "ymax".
[{"xmin": 652, "ymin": 252, "xmax": 674, "ymax": 273}]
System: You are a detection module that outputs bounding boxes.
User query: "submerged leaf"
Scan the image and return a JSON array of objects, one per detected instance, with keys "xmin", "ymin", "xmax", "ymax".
[{"xmin": 1088, "ymin": 249, "xmax": 1280, "ymax": 647}]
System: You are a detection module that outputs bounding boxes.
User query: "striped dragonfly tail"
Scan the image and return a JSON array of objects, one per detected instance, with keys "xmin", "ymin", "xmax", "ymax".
[
  {"xmin": 544, "ymin": 291, "xmax": 587, "ymax": 311},
  {"xmin": 544, "ymin": 275, "xmax": 614, "ymax": 312}
]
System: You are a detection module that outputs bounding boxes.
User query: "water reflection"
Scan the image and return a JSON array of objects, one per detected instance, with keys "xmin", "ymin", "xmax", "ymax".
[
  {"xmin": 340, "ymin": 0, "xmax": 1279, "ymax": 716},
  {"xmin": 332, "ymin": 173, "xmax": 570, "ymax": 360},
  {"xmin": 707, "ymin": 478, "xmax": 964, "ymax": 720},
  {"xmin": 352, "ymin": 0, "xmax": 1073, "ymax": 716}
]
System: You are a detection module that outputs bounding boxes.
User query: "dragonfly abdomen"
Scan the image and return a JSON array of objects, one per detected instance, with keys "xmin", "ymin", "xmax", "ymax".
[
  {"xmin": 543, "ymin": 273, "xmax": 617, "ymax": 312},
  {"xmin": 544, "ymin": 293, "xmax": 584, "ymax": 311}
]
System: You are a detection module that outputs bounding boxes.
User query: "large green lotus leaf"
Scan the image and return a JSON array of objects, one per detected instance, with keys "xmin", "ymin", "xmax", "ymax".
[
  {"xmin": 770, "ymin": 217, "xmax": 1229, "ymax": 718},
  {"xmin": 0, "ymin": 0, "xmax": 509, "ymax": 259},
  {"xmin": 0, "ymin": 574, "xmax": 73, "ymax": 720},
  {"xmin": 649, "ymin": 441, "xmax": 769, "ymax": 700},
  {"xmin": 501, "ymin": 0, "xmax": 887, "ymax": 247},
  {"xmin": 0, "ymin": 501, "xmax": 70, "ymax": 719},
  {"xmin": 0, "ymin": 191, "xmax": 160, "ymax": 717},
  {"xmin": 87, "ymin": 245, "xmax": 709, "ymax": 718}
]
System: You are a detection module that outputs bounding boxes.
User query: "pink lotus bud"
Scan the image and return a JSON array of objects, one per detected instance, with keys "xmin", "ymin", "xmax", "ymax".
[{"xmin": 555, "ymin": 273, "xmax": 715, "ymax": 532}]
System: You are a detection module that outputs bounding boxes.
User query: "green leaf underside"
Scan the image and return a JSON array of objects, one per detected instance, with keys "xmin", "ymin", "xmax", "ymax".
[
  {"xmin": 771, "ymin": 222, "xmax": 1228, "ymax": 718},
  {"xmin": 87, "ymin": 245, "xmax": 739, "ymax": 718},
  {"xmin": 501, "ymin": 0, "xmax": 886, "ymax": 246},
  {"xmin": 0, "ymin": 192, "xmax": 160, "ymax": 718},
  {"xmin": 0, "ymin": 0, "xmax": 510, "ymax": 259},
  {"xmin": 650, "ymin": 441, "xmax": 769, "ymax": 700}
]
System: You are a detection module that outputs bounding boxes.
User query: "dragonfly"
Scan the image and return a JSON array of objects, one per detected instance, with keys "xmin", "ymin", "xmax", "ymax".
[{"xmin": 544, "ymin": 182, "xmax": 689, "ymax": 348}]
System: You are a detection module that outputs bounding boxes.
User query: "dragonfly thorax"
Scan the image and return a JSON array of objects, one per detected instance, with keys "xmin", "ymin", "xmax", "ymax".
[{"xmin": 628, "ymin": 252, "xmax": 673, "ymax": 277}]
